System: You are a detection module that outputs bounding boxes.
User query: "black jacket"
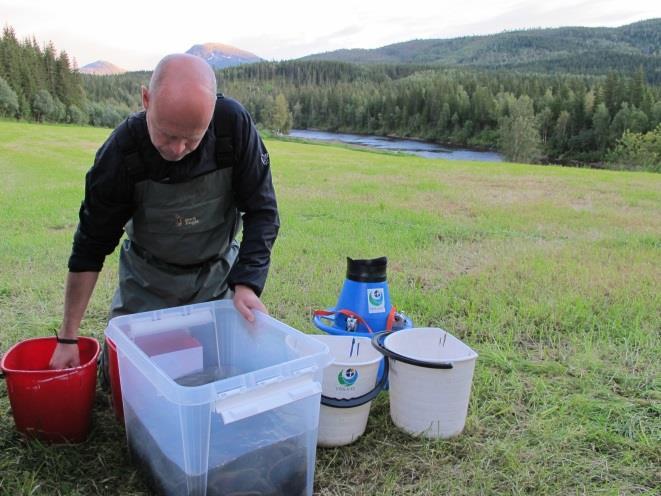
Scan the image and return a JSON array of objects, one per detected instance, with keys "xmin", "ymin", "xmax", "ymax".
[{"xmin": 68, "ymin": 96, "xmax": 279, "ymax": 296}]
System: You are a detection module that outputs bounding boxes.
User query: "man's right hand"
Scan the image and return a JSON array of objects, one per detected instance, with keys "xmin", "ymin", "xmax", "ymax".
[
  {"xmin": 50, "ymin": 271, "xmax": 100, "ymax": 369},
  {"xmin": 49, "ymin": 342, "xmax": 81, "ymax": 369}
]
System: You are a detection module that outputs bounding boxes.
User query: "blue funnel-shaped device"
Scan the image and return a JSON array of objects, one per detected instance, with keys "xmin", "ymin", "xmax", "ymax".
[
  {"xmin": 335, "ymin": 257, "xmax": 391, "ymax": 333},
  {"xmin": 313, "ymin": 257, "xmax": 412, "ymax": 336}
]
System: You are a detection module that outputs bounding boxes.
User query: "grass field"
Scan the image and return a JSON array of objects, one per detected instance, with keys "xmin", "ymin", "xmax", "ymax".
[{"xmin": 0, "ymin": 120, "xmax": 659, "ymax": 495}]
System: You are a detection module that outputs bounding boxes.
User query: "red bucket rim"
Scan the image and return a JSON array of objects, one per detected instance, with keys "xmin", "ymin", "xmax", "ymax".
[{"xmin": 1, "ymin": 336, "xmax": 100, "ymax": 374}]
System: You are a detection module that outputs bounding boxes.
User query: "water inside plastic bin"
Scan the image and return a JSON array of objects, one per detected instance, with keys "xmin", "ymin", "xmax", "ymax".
[
  {"xmin": 106, "ymin": 300, "xmax": 331, "ymax": 496},
  {"xmin": 127, "ymin": 403, "xmax": 310, "ymax": 496}
]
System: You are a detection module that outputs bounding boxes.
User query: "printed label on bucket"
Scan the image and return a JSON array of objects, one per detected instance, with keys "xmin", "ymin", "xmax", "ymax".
[
  {"xmin": 367, "ymin": 288, "xmax": 385, "ymax": 314},
  {"xmin": 337, "ymin": 368, "xmax": 359, "ymax": 390}
]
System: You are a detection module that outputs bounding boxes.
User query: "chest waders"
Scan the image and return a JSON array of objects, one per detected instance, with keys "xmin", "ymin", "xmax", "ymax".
[
  {"xmin": 100, "ymin": 111, "xmax": 241, "ymax": 389},
  {"xmin": 109, "ymin": 167, "xmax": 241, "ymax": 318}
]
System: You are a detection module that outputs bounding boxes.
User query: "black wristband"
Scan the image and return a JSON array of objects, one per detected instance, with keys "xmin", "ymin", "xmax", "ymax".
[{"xmin": 54, "ymin": 331, "xmax": 78, "ymax": 345}]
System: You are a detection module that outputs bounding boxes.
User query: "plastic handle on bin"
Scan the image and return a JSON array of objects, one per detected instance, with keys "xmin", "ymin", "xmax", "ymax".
[
  {"xmin": 128, "ymin": 309, "xmax": 213, "ymax": 337},
  {"xmin": 371, "ymin": 332, "xmax": 454, "ymax": 369},
  {"xmin": 214, "ymin": 374, "xmax": 321, "ymax": 424}
]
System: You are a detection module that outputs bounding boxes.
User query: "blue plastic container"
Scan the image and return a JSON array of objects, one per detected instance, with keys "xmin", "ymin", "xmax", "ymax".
[
  {"xmin": 335, "ymin": 278, "xmax": 391, "ymax": 332},
  {"xmin": 313, "ymin": 257, "xmax": 412, "ymax": 338}
]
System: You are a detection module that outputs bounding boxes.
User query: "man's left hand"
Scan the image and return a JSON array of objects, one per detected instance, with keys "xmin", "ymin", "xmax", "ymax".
[{"xmin": 232, "ymin": 284, "xmax": 268, "ymax": 322}]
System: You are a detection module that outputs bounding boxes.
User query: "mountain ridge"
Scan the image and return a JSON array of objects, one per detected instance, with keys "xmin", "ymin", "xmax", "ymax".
[
  {"xmin": 79, "ymin": 60, "xmax": 127, "ymax": 75},
  {"xmin": 186, "ymin": 43, "xmax": 263, "ymax": 69},
  {"xmin": 299, "ymin": 19, "xmax": 661, "ymax": 79}
]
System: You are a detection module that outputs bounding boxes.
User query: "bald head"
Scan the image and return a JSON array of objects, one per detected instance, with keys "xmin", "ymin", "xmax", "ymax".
[
  {"xmin": 149, "ymin": 53, "xmax": 217, "ymax": 97},
  {"xmin": 142, "ymin": 54, "xmax": 217, "ymax": 162}
]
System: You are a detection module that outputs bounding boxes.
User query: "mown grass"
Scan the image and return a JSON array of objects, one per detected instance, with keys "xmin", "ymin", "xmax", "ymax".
[{"xmin": 1, "ymin": 120, "xmax": 659, "ymax": 495}]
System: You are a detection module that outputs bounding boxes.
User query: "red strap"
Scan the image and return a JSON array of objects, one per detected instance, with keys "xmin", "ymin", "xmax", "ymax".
[
  {"xmin": 313, "ymin": 309, "xmax": 374, "ymax": 333},
  {"xmin": 385, "ymin": 306, "xmax": 397, "ymax": 332},
  {"xmin": 313, "ymin": 310, "xmax": 336, "ymax": 317}
]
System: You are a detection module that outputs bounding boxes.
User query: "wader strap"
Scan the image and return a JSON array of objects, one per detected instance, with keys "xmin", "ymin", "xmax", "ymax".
[
  {"xmin": 214, "ymin": 95, "xmax": 238, "ymax": 170},
  {"xmin": 117, "ymin": 116, "xmax": 148, "ymax": 182},
  {"xmin": 215, "ymin": 136, "xmax": 235, "ymax": 169}
]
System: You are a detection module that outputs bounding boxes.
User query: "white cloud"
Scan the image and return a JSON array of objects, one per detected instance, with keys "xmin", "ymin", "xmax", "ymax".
[{"xmin": 1, "ymin": 0, "xmax": 659, "ymax": 69}]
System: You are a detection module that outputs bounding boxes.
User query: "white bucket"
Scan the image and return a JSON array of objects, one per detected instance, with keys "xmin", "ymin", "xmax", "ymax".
[
  {"xmin": 372, "ymin": 328, "xmax": 478, "ymax": 439},
  {"xmin": 310, "ymin": 335, "xmax": 386, "ymax": 447}
]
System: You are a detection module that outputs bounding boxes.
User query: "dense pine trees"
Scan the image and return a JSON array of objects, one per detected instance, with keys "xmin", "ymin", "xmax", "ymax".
[
  {"xmin": 217, "ymin": 61, "xmax": 661, "ymax": 168},
  {"xmin": 1, "ymin": 25, "xmax": 659, "ymax": 170},
  {"xmin": 0, "ymin": 26, "xmax": 83, "ymax": 122}
]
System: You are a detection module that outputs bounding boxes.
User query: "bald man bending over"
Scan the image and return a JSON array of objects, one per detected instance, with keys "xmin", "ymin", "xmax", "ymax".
[{"xmin": 50, "ymin": 54, "xmax": 279, "ymax": 371}]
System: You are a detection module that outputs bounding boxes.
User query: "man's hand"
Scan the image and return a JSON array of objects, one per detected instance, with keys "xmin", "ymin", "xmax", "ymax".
[
  {"xmin": 232, "ymin": 284, "xmax": 268, "ymax": 322},
  {"xmin": 49, "ymin": 342, "xmax": 80, "ymax": 369},
  {"xmin": 49, "ymin": 271, "xmax": 98, "ymax": 369}
]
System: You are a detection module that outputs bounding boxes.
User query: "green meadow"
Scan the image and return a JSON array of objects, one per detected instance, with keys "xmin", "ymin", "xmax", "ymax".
[{"xmin": 0, "ymin": 120, "xmax": 659, "ymax": 495}]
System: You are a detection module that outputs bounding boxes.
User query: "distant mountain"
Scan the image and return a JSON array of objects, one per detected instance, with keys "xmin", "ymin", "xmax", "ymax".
[
  {"xmin": 79, "ymin": 60, "xmax": 127, "ymax": 75},
  {"xmin": 300, "ymin": 19, "xmax": 661, "ymax": 81},
  {"xmin": 186, "ymin": 43, "xmax": 263, "ymax": 69}
]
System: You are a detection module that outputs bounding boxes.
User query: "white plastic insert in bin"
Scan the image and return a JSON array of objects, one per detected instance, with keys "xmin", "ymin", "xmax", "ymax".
[{"xmin": 105, "ymin": 300, "xmax": 331, "ymax": 496}]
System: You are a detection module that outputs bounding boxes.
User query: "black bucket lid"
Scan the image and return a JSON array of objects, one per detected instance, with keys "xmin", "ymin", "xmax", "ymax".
[{"xmin": 346, "ymin": 257, "xmax": 387, "ymax": 282}]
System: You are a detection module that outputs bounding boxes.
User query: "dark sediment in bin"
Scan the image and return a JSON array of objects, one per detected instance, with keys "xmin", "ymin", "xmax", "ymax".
[
  {"xmin": 127, "ymin": 410, "xmax": 308, "ymax": 496},
  {"xmin": 174, "ymin": 366, "xmax": 244, "ymax": 386}
]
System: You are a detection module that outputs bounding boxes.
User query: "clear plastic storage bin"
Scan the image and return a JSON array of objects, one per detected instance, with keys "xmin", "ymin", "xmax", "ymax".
[{"xmin": 105, "ymin": 300, "xmax": 331, "ymax": 496}]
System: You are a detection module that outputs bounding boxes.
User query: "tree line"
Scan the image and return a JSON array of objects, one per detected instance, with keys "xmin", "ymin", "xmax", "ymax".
[
  {"xmin": 218, "ymin": 61, "xmax": 661, "ymax": 170},
  {"xmin": 0, "ymin": 26, "xmax": 85, "ymax": 123},
  {"xmin": 1, "ymin": 26, "xmax": 659, "ymax": 171}
]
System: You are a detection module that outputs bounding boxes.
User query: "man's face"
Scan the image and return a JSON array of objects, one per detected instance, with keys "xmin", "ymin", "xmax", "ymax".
[
  {"xmin": 146, "ymin": 112, "xmax": 207, "ymax": 162},
  {"xmin": 142, "ymin": 87, "xmax": 211, "ymax": 162}
]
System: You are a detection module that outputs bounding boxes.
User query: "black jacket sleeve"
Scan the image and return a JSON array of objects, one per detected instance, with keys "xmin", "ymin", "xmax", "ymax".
[
  {"xmin": 68, "ymin": 129, "xmax": 134, "ymax": 272},
  {"xmin": 224, "ymin": 100, "xmax": 280, "ymax": 296}
]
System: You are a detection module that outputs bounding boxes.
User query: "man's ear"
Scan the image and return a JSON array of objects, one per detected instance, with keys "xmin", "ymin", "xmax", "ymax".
[{"xmin": 141, "ymin": 86, "xmax": 149, "ymax": 111}]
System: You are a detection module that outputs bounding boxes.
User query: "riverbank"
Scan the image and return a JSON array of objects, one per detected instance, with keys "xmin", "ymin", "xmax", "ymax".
[
  {"xmin": 287, "ymin": 129, "xmax": 504, "ymax": 162},
  {"xmin": 282, "ymin": 128, "xmax": 640, "ymax": 171}
]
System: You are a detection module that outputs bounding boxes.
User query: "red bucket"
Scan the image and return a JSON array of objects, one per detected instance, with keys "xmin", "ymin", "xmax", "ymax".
[
  {"xmin": 1, "ymin": 336, "xmax": 100, "ymax": 443},
  {"xmin": 106, "ymin": 337, "xmax": 124, "ymax": 422}
]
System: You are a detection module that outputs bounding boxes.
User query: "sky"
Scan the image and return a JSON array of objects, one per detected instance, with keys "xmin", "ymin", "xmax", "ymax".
[{"xmin": 1, "ymin": 0, "xmax": 660, "ymax": 71}]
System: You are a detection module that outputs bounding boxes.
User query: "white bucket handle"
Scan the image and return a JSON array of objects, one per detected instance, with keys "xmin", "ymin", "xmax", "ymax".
[{"xmin": 371, "ymin": 332, "xmax": 453, "ymax": 369}]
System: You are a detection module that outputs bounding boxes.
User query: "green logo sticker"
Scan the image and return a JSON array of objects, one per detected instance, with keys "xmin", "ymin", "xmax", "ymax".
[
  {"xmin": 367, "ymin": 288, "xmax": 385, "ymax": 313},
  {"xmin": 337, "ymin": 368, "xmax": 359, "ymax": 386}
]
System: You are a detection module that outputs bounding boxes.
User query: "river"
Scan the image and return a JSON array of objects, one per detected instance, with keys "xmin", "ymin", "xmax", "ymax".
[{"xmin": 287, "ymin": 129, "xmax": 504, "ymax": 162}]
